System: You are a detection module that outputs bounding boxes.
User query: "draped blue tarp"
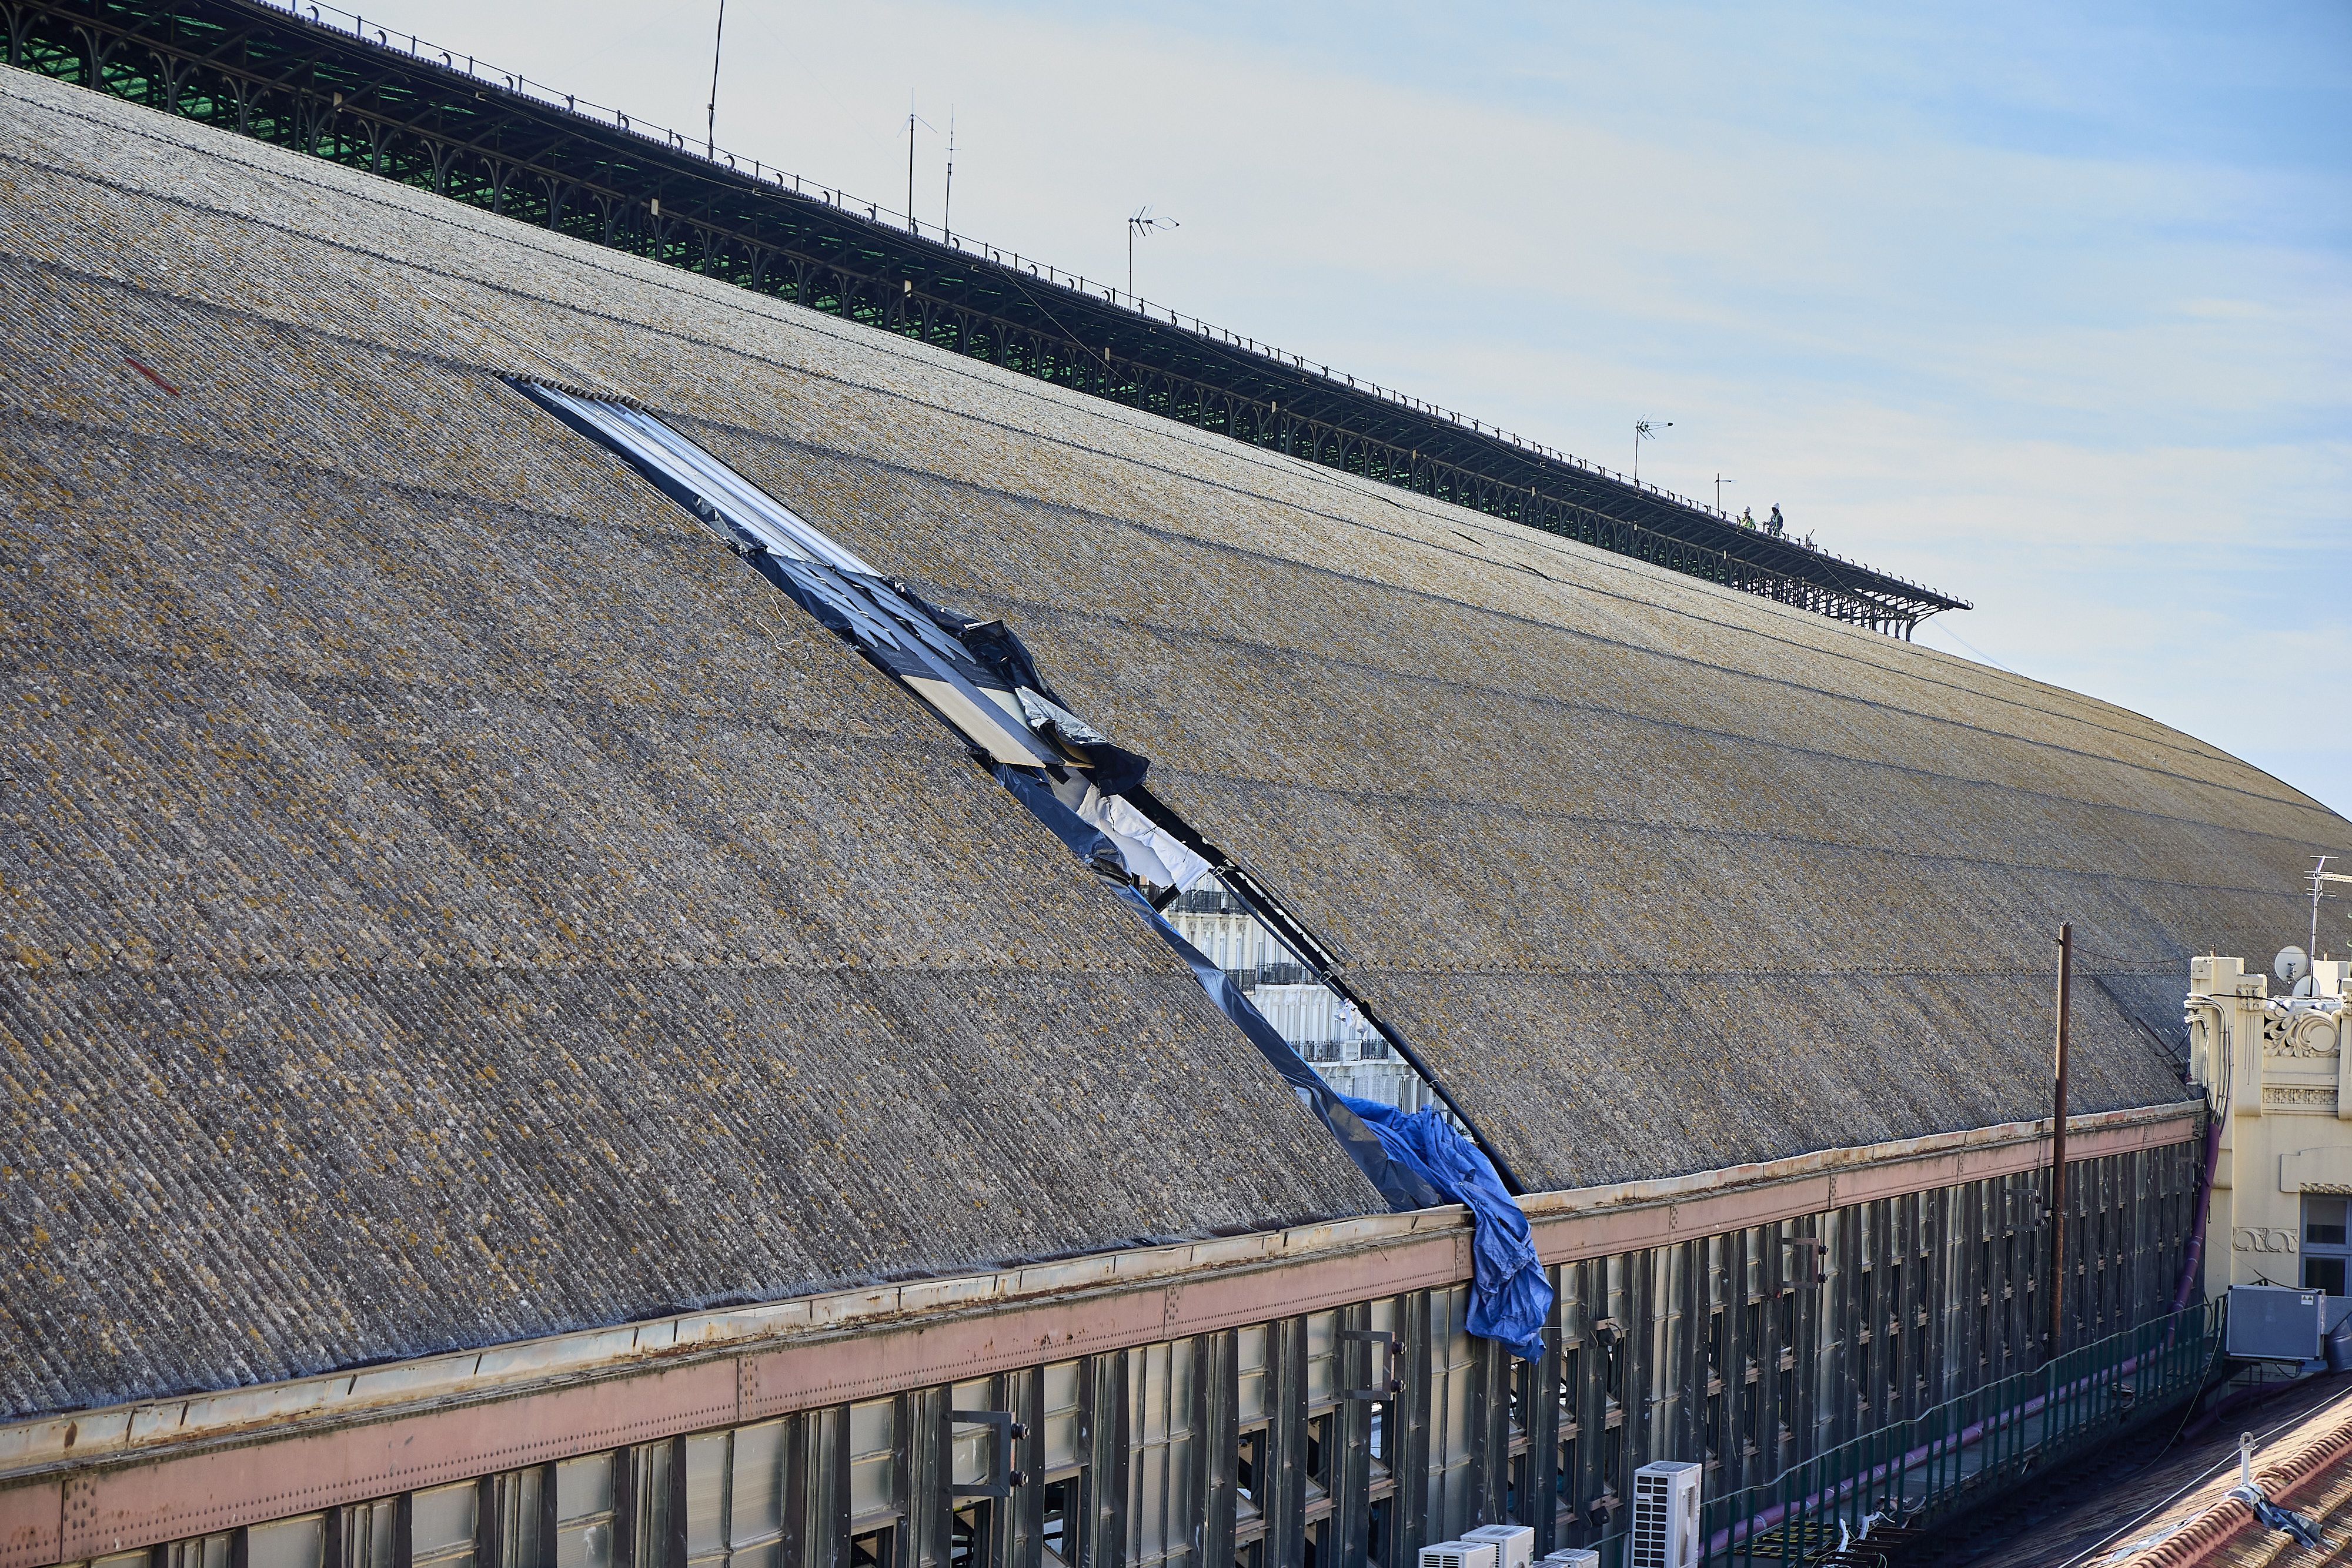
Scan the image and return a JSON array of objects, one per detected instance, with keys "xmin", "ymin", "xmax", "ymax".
[
  {"xmin": 1339, "ymin": 1095, "xmax": 1552, "ymax": 1360},
  {"xmin": 993, "ymin": 770, "xmax": 1543, "ymax": 1355}
]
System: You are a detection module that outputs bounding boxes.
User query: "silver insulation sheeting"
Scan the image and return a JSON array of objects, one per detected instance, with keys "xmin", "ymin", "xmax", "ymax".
[{"xmin": 517, "ymin": 382, "xmax": 1209, "ymax": 897}]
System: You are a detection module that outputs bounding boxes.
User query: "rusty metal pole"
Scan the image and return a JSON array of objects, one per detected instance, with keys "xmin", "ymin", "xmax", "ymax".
[{"xmin": 2049, "ymin": 922, "xmax": 2073, "ymax": 1359}]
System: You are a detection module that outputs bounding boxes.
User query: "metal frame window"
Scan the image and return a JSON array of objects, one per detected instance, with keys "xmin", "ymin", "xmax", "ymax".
[{"xmin": 2304, "ymin": 1194, "xmax": 2351, "ymax": 1295}]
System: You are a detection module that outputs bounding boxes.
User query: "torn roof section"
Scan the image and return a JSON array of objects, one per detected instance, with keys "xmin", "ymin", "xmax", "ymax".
[{"xmin": 0, "ymin": 74, "xmax": 1391, "ymax": 1424}]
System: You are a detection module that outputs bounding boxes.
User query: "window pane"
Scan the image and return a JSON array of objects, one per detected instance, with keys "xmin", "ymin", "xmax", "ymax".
[
  {"xmin": 2304, "ymin": 1196, "xmax": 2348, "ymax": 1245},
  {"xmin": 494, "ymin": 1469, "xmax": 543, "ymax": 1568},
  {"xmin": 1235, "ymin": 1327, "xmax": 1267, "ymax": 1426},
  {"xmin": 1041, "ymin": 1362, "xmax": 1082, "ymax": 1476},
  {"xmin": 684, "ymin": 1433, "xmax": 730, "ymax": 1562},
  {"xmin": 632, "ymin": 1442, "xmax": 674, "ymax": 1568},
  {"xmin": 556, "ymin": 1457, "xmax": 617, "ymax": 1568},
  {"xmin": 950, "ymin": 1384, "xmax": 993, "ymax": 1490},
  {"xmin": 246, "ymin": 1521, "xmax": 325, "ymax": 1568},
  {"xmin": 345, "ymin": 1501, "xmax": 399, "ymax": 1568},
  {"xmin": 413, "ymin": 1485, "xmax": 479, "ymax": 1568},
  {"xmin": 162, "ymin": 1536, "xmax": 233, "ymax": 1568},
  {"xmin": 559, "ymin": 1456, "xmax": 617, "ymax": 1524},
  {"xmin": 1305, "ymin": 1314, "xmax": 1337, "ymax": 1409},
  {"xmin": 731, "ymin": 1422, "xmax": 786, "ymax": 1546},
  {"xmin": 849, "ymin": 1400, "xmax": 898, "ymax": 1524}
]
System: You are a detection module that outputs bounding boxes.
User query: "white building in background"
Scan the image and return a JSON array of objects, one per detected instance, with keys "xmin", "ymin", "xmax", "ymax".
[
  {"xmin": 1167, "ymin": 875, "xmax": 1440, "ymax": 1114},
  {"xmin": 2184, "ymin": 948, "xmax": 2352, "ymax": 1299}
]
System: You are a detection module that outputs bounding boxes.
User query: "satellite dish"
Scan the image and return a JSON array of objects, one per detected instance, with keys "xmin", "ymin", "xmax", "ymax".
[{"xmin": 2276, "ymin": 946, "xmax": 2311, "ymax": 985}]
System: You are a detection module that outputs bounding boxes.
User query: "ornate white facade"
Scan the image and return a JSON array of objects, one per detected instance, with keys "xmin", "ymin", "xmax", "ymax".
[{"xmin": 2185, "ymin": 955, "xmax": 2352, "ymax": 1296}]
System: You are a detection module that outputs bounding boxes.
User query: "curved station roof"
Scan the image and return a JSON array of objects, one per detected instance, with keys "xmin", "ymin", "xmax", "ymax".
[{"xmin": 2, "ymin": 69, "xmax": 2345, "ymax": 1419}]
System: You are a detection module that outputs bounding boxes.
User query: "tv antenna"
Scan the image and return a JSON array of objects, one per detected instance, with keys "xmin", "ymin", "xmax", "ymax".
[
  {"xmin": 1128, "ymin": 208, "xmax": 1178, "ymax": 300},
  {"xmin": 1634, "ymin": 419, "xmax": 1671, "ymax": 484},
  {"xmin": 2310, "ymin": 855, "xmax": 2352, "ymax": 966}
]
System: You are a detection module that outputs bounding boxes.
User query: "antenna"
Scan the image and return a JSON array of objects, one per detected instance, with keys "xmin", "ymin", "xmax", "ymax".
[
  {"xmin": 704, "ymin": 0, "xmax": 726, "ymax": 159},
  {"xmin": 905, "ymin": 100, "xmax": 936, "ymax": 235},
  {"xmin": 1633, "ymin": 419, "xmax": 1672, "ymax": 484},
  {"xmin": 2310, "ymin": 856, "xmax": 2352, "ymax": 963},
  {"xmin": 943, "ymin": 108, "xmax": 956, "ymax": 238},
  {"xmin": 1127, "ymin": 207, "xmax": 1178, "ymax": 302}
]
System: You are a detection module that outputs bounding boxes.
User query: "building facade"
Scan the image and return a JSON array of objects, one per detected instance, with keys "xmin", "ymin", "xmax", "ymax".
[
  {"xmin": 2187, "ymin": 954, "xmax": 2352, "ymax": 1298},
  {"xmin": 0, "ymin": 46, "xmax": 2343, "ymax": 1568},
  {"xmin": 0, "ymin": 1112, "xmax": 2199, "ymax": 1568}
]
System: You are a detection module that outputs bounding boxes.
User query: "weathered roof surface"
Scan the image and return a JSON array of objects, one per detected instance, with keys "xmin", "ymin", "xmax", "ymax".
[
  {"xmin": 4, "ymin": 72, "xmax": 2348, "ymax": 1410},
  {"xmin": 0, "ymin": 73, "xmax": 1388, "ymax": 1422}
]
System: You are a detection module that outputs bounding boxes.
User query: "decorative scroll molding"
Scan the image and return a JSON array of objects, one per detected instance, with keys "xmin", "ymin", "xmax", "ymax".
[{"xmin": 2281, "ymin": 1146, "xmax": 2352, "ymax": 1193}]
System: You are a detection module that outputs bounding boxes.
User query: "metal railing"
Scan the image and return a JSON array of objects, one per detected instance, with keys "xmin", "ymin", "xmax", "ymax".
[
  {"xmin": 219, "ymin": 0, "xmax": 1758, "ymax": 527},
  {"xmin": 14, "ymin": 0, "xmax": 1966, "ymax": 606},
  {"xmin": 1295, "ymin": 1039, "xmax": 1395, "ymax": 1064},
  {"xmin": 1695, "ymin": 1296, "xmax": 2226, "ymax": 1565}
]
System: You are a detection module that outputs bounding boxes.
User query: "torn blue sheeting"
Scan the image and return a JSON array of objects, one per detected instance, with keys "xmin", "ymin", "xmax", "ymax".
[
  {"xmin": 1105, "ymin": 882, "xmax": 1445, "ymax": 1215},
  {"xmin": 993, "ymin": 764, "xmax": 1125, "ymax": 877},
  {"xmin": 1339, "ymin": 1095, "xmax": 1552, "ymax": 1360}
]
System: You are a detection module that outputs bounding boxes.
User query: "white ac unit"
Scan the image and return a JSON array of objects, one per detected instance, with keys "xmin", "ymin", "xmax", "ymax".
[
  {"xmin": 1631, "ymin": 1461, "xmax": 1703, "ymax": 1568},
  {"xmin": 1537, "ymin": 1553, "xmax": 1600, "ymax": 1568},
  {"xmin": 1461, "ymin": 1526, "xmax": 1535, "ymax": 1568},
  {"xmin": 1418, "ymin": 1543, "xmax": 1499, "ymax": 1568}
]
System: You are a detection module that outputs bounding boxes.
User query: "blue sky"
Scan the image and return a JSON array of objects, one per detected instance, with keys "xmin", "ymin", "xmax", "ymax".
[{"xmin": 371, "ymin": 0, "xmax": 2350, "ymax": 817}]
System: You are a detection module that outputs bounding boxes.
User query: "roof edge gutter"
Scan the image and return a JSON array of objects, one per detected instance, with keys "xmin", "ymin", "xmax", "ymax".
[{"xmin": 0, "ymin": 1102, "xmax": 2200, "ymax": 1486}]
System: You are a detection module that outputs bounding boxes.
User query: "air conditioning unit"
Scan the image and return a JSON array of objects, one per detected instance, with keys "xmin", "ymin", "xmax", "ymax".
[
  {"xmin": 1631, "ymin": 1461, "xmax": 1703, "ymax": 1568},
  {"xmin": 1418, "ymin": 1544, "xmax": 1498, "ymax": 1568},
  {"xmin": 1461, "ymin": 1525, "xmax": 1535, "ymax": 1568},
  {"xmin": 2226, "ymin": 1285, "xmax": 2326, "ymax": 1362},
  {"xmin": 1537, "ymin": 1553, "xmax": 1601, "ymax": 1568}
]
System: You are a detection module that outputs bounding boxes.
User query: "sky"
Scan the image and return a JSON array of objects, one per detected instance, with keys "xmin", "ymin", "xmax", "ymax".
[{"xmin": 356, "ymin": 0, "xmax": 2349, "ymax": 817}]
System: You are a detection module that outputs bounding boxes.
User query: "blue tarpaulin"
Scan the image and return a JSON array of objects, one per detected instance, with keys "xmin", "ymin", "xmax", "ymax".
[
  {"xmin": 1339, "ymin": 1095, "xmax": 1552, "ymax": 1360},
  {"xmin": 516, "ymin": 382, "xmax": 1534, "ymax": 1336},
  {"xmin": 992, "ymin": 768, "xmax": 1544, "ymax": 1356}
]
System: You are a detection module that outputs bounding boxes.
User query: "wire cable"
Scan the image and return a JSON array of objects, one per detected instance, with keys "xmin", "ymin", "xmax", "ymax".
[{"xmin": 2043, "ymin": 1378, "xmax": 2352, "ymax": 1568}]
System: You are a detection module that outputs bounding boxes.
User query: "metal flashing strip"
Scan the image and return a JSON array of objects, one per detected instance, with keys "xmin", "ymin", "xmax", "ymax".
[{"xmin": 0, "ymin": 1103, "xmax": 2198, "ymax": 1527}]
